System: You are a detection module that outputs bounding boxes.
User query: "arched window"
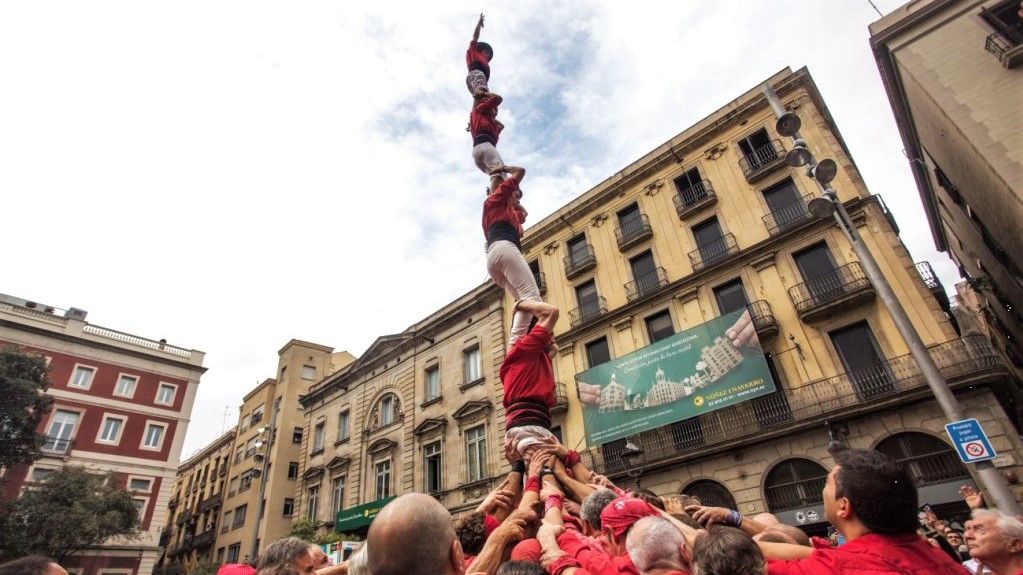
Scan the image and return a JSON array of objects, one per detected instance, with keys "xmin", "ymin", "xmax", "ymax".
[
  {"xmin": 876, "ymin": 432, "xmax": 969, "ymax": 486},
  {"xmin": 369, "ymin": 393, "xmax": 401, "ymax": 431},
  {"xmin": 764, "ymin": 458, "xmax": 828, "ymax": 512},
  {"xmin": 682, "ymin": 480, "xmax": 737, "ymax": 510}
]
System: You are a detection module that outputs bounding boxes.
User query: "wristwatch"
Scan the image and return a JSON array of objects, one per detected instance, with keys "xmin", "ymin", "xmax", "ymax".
[{"xmin": 539, "ymin": 466, "xmax": 554, "ymax": 478}]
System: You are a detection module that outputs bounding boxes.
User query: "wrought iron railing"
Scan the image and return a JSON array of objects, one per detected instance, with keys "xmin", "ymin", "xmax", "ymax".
[
  {"xmin": 192, "ymin": 529, "xmax": 216, "ymax": 548},
  {"xmin": 553, "ymin": 381, "xmax": 568, "ymax": 414},
  {"xmin": 787, "ymin": 262, "xmax": 871, "ymax": 315},
  {"xmin": 564, "ymin": 244, "xmax": 597, "ymax": 279},
  {"xmin": 615, "ymin": 214, "xmax": 653, "ymax": 250},
  {"xmin": 762, "ymin": 193, "xmax": 814, "ymax": 236},
  {"xmin": 625, "ymin": 267, "xmax": 669, "ymax": 302},
  {"xmin": 569, "ymin": 297, "xmax": 607, "ymax": 328},
  {"xmin": 584, "ymin": 335, "xmax": 1001, "ymax": 475},
  {"xmin": 688, "ymin": 234, "xmax": 738, "ymax": 272},
  {"xmin": 747, "ymin": 300, "xmax": 778, "ymax": 335},
  {"xmin": 534, "ymin": 271, "xmax": 547, "ymax": 296},
  {"xmin": 175, "ymin": 509, "xmax": 192, "ymax": 526},
  {"xmin": 765, "ymin": 477, "xmax": 827, "ymax": 511},
  {"xmin": 738, "ymin": 140, "xmax": 786, "ymax": 181},
  {"xmin": 197, "ymin": 493, "xmax": 222, "ymax": 513},
  {"xmin": 915, "ymin": 261, "xmax": 942, "ymax": 292},
  {"xmin": 901, "ymin": 451, "xmax": 970, "ymax": 487},
  {"xmin": 985, "ymin": 24, "xmax": 1023, "ymax": 62},
  {"xmin": 40, "ymin": 436, "xmax": 74, "ymax": 456},
  {"xmin": 673, "ymin": 180, "xmax": 716, "ymax": 218}
]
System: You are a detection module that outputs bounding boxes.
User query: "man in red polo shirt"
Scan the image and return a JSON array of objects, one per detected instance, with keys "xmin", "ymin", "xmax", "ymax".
[
  {"xmin": 501, "ymin": 300, "xmax": 558, "ymax": 461},
  {"xmin": 760, "ymin": 449, "xmax": 969, "ymax": 574}
]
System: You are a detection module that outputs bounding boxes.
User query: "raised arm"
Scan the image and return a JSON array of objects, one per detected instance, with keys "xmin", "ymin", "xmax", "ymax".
[{"xmin": 472, "ymin": 13, "xmax": 485, "ymax": 41}]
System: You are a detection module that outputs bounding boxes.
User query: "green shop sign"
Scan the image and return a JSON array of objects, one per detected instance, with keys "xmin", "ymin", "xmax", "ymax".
[
  {"xmin": 335, "ymin": 495, "xmax": 396, "ymax": 532},
  {"xmin": 577, "ymin": 308, "xmax": 776, "ymax": 445}
]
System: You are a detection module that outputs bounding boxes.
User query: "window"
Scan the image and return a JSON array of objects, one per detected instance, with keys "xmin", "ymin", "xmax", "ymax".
[
  {"xmin": 302, "ymin": 365, "xmax": 316, "ymax": 380},
  {"xmin": 575, "ymin": 280, "xmax": 602, "ymax": 323},
  {"xmin": 114, "ymin": 375, "xmax": 138, "ymax": 397},
  {"xmin": 98, "ymin": 416, "xmax": 124, "ymax": 443},
  {"xmin": 288, "ymin": 462, "xmax": 299, "ymax": 479},
  {"xmin": 793, "ymin": 242, "xmax": 839, "ymax": 303},
  {"xmin": 528, "ymin": 259, "xmax": 545, "ymax": 292},
  {"xmin": 466, "ymin": 425, "xmax": 487, "ymax": 483},
  {"xmin": 129, "ymin": 478, "xmax": 152, "ymax": 492},
  {"xmin": 645, "ymin": 311, "xmax": 675, "ymax": 343},
  {"xmin": 378, "ymin": 395, "xmax": 397, "ymax": 427},
  {"xmin": 980, "ymin": 0, "xmax": 1023, "ymax": 54},
  {"xmin": 585, "ymin": 338, "xmax": 611, "ymax": 368},
  {"xmin": 132, "ymin": 498, "xmax": 147, "ymax": 517},
  {"xmin": 617, "ymin": 204, "xmax": 647, "ymax": 244},
  {"xmin": 876, "ymin": 432, "xmax": 969, "ymax": 487},
  {"xmin": 674, "ymin": 166, "xmax": 709, "ymax": 206},
  {"xmin": 425, "ymin": 366, "xmax": 440, "ymax": 401},
  {"xmin": 306, "ymin": 486, "xmax": 319, "ymax": 521},
  {"xmin": 216, "ymin": 548, "xmax": 225, "ymax": 564},
  {"xmin": 234, "ymin": 446, "xmax": 243, "ymax": 465},
  {"xmin": 313, "ymin": 421, "xmax": 325, "ymax": 453},
  {"xmin": 337, "ymin": 411, "xmax": 350, "ymax": 442},
  {"xmin": 69, "ymin": 365, "xmax": 95, "ymax": 389},
  {"xmin": 425, "ymin": 442, "xmax": 442, "ymax": 493},
  {"xmin": 693, "ymin": 217, "xmax": 727, "ymax": 267},
  {"xmin": 251, "ymin": 404, "xmax": 265, "ymax": 423},
  {"xmin": 239, "ymin": 472, "xmax": 254, "ymax": 492},
  {"xmin": 283, "ymin": 498, "xmax": 295, "ymax": 517},
  {"xmin": 332, "ymin": 476, "xmax": 345, "ymax": 514},
  {"xmin": 629, "ymin": 251, "xmax": 661, "ymax": 299},
  {"xmin": 227, "ymin": 543, "xmax": 241, "ymax": 564},
  {"xmin": 463, "ymin": 347, "xmax": 481, "ymax": 385},
  {"xmin": 375, "ymin": 461, "xmax": 391, "ymax": 500},
  {"xmin": 229, "ymin": 476, "xmax": 239, "ymax": 495},
  {"xmin": 567, "ymin": 234, "xmax": 591, "ymax": 268},
  {"xmin": 763, "ymin": 459, "xmax": 829, "ymax": 512},
  {"xmin": 293, "ymin": 427, "xmax": 303, "ymax": 444},
  {"xmin": 239, "ymin": 414, "xmax": 251, "ymax": 433},
  {"xmin": 233, "ymin": 504, "xmax": 247, "ymax": 528},
  {"xmin": 830, "ymin": 322, "xmax": 894, "ymax": 401},
  {"xmin": 30, "ymin": 467, "xmax": 55, "ymax": 482},
  {"xmin": 737, "ymin": 128, "xmax": 777, "ymax": 173},
  {"xmin": 714, "ymin": 279, "xmax": 749, "ymax": 314},
  {"xmin": 156, "ymin": 383, "xmax": 176, "ymax": 405},
  {"xmin": 142, "ymin": 423, "xmax": 165, "ymax": 449},
  {"xmin": 279, "ymin": 366, "xmax": 287, "ymax": 380},
  {"xmin": 44, "ymin": 410, "xmax": 79, "ymax": 453},
  {"xmin": 682, "ymin": 480, "xmax": 737, "ymax": 511},
  {"xmin": 763, "ymin": 178, "xmax": 807, "ymax": 233}
]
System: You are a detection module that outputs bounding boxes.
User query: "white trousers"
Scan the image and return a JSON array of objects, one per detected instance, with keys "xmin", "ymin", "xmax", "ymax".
[
  {"xmin": 473, "ymin": 142, "xmax": 504, "ymax": 175},
  {"xmin": 486, "ymin": 240, "xmax": 541, "ymax": 345}
]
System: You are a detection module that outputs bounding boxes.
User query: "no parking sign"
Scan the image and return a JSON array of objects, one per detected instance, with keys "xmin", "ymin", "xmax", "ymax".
[{"xmin": 945, "ymin": 418, "xmax": 997, "ymax": 464}]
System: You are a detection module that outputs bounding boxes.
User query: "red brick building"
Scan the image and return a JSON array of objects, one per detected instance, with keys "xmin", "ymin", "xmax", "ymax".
[{"xmin": 0, "ymin": 293, "xmax": 206, "ymax": 575}]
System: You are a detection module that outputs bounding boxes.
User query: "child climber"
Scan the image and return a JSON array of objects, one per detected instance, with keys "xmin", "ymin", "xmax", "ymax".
[{"xmin": 466, "ymin": 13, "xmax": 493, "ymax": 97}]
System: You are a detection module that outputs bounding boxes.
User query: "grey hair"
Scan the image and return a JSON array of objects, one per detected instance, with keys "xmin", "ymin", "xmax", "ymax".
[
  {"xmin": 347, "ymin": 546, "xmax": 369, "ymax": 575},
  {"xmin": 973, "ymin": 508, "xmax": 1023, "ymax": 540},
  {"xmin": 580, "ymin": 488, "xmax": 618, "ymax": 530},
  {"xmin": 256, "ymin": 537, "xmax": 314, "ymax": 575},
  {"xmin": 625, "ymin": 516, "xmax": 686, "ymax": 572}
]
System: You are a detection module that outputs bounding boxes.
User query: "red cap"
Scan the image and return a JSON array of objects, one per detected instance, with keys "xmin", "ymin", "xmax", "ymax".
[
  {"xmin": 599, "ymin": 496, "xmax": 661, "ymax": 539},
  {"xmin": 216, "ymin": 565, "xmax": 255, "ymax": 575},
  {"xmin": 510, "ymin": 538, "xmax": 542, "ymax": 562}
]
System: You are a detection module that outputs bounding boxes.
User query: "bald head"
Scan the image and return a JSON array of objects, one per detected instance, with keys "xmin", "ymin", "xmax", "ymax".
[
  {"xmin": 625, "ymin": 516, "xmax": 688, "ymax": 573},
  {"xmin": 367, "ymin": 493, "xmax": 462, "ymax": 575}
]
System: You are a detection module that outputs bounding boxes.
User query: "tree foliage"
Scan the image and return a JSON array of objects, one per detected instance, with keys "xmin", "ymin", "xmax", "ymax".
[
  {"xmin": 289, "ymin": 519, "xmax": 317, "ymax": 542},
  {"xmin": 0, "ymin": 346, "xmax": 54, "ymax": 469},
  {"xmin": 0, "ymin": 466, "xmax": 140, "ymax": 561}
]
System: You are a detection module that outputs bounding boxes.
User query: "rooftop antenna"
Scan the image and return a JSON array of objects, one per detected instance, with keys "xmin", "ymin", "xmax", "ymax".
[
  {"xmin": 221, "ymin": 405, "xmax": 232, "ymax": 434},
  {"xmin": 866, "ymin": 0, "xmax": 883, "ymax": 18}
]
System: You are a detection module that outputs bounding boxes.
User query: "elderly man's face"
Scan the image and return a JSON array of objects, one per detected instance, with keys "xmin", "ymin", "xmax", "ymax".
[
  {"xmin": 310, "ymin": 547, "xmax": 330, "ymax": 569},
  {"xmin": 964, "ymin": 515, "xmax": 1020, "ymax": 561},
  {"xmin": 293, "ymin": 552, "xmax": 317, "ymax": 575}
]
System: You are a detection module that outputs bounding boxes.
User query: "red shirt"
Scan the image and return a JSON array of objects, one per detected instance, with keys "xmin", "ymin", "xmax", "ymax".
[
  {"xmin": 500, "ymin": 325, "xmax": 555, "ymax": 425},
  {"xmin": 466, "ymin": 39, "xmax": 491, "ymax": 78},
  {"xmin": 767, "ymin": 533, "xmax": 971, "ymax": 575},
  {"xmin": 469, "ymin": 93, "xmax": 504, "ymax": 143},
  {"xmin": 555, "ymin": 531, "xmax": 639, "ymax": 575},
  {"xmin": 482, "ymin": 177, "xmax": 523, "ymax": 240}
]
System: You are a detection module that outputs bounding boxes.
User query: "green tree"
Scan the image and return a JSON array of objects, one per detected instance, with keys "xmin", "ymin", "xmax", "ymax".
[
  {"xmin": 289, "ymin": 519, "xmax": 317, "ymax": 542},
  {"xmin": 0, "ymin": 466, "xmax": 140, "ymax": 562},
  {"xmin": 0, "ymin": 346, "xmax": 54, "ymax": 469}
]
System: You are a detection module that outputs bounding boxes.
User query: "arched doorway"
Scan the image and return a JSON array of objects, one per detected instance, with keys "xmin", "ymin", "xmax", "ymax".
[
  {"xmin": 681, "ymin": 479, "xmax": 736, "ymax": 510},
  {"xmin": 763, "ymin": 458, "xmax": 829, "ymax": 536},
  {"xmin": 876, "ymin": 432, "xmax": 973, "ymax": 525}
]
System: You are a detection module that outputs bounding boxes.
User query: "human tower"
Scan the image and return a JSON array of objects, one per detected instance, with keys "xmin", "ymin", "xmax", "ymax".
[{"xmin": 467, "ymin": 14, "xmax": 562, "ymax": 463}]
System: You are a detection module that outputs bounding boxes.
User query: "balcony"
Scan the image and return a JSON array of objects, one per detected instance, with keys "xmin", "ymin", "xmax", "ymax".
[
  {"xmin": 534, "ymin": 271, "xmax": 547, "ymax": 296},
  {"xmin": 40, "ymin": 436, "xmax": 73, "ymax": 456},
  {"xmin": 673, "ymin": 180, "xmax": 717, "ymax": 219},
  {"xmin": 901, "ymin": 451, "xmax": 969, "ymax": 487},
  {"xmin": 584, "ymin": 335, "xmax": 1002, "ymax": 475},
  {"xmin": 762, "ymin": 193, "xmax": 814, "ymax": 236},
  {"xmin": 688, "ymin": 234, "xmax": 738, "ymax": 272},
  {"xmin": 747, "ymin": 300, "xmax": 778, "ymax": 338},
  {"xmin": 615, "ymin": 215, "xmax": 653, "ymax": 251},
  {"xmin": 192, "ymin": 529, "xmax": 216, "ymax": 549},
  {"xmin": 765, "ymin": 477, "xmax": 826, "ymax": 511},
  {"xmin": 985, "ymin": 24, "xmax": 1023, "ymax": 68},
  {"xmin": 569, "ymin": 296, "xmax": 607, "ymax": 329},
  {"xmin": 197, "ymin": 493, "xmax": 222, "ymax": 514},
  {"xmin": 787, "ymin": 262, "xmax": 873, "ymax": 322},
  {"xmin": 167, "ymin": 496, "xmax": 179, "ymax": 509},
  {"xmin": 552, "ymin": 381, "xmax": 569, "ymax": 415},
  {"xmin": 738, "ymin": 140, "xmax": 787, "ymax": 182},
  {"xmin": 915, "ymin": 261, "xmax": 952, "ymax": 316},
  {"xmin": 175, "ymin": 509, "xmax": 192, "ymax": 526},
  {"xmin": 625, "ymin": 267, "xmax": 669, "ymax": 303},
  {"xmin": 564, "ymin": 245, "xmax": 597, "ymax": 279},
  {"xmin": 159, "ymin": 530, "xmax": 173, "ymax": 547}
]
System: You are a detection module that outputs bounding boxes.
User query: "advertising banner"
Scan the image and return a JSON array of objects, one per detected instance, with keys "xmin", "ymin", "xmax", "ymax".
[{"xmin": 576, "ymin": 308, "xmax": 776, "ymax": 445}]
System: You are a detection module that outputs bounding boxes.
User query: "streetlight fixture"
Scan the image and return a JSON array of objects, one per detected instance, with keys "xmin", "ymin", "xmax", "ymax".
[
  {"xmin": 249, "ymin": 398, "xmax": 281, "ymax": 559},
  {"xmin": 762, "ymin": 82, "xmax": 1020, "ymax": 515},
  {"xmin": 621, "ymin": 440, "xmax": 646, "ymax": 489}
]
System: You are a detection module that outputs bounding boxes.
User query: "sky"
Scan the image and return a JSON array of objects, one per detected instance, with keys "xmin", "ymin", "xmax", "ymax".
[{"xmin": 0, "ymin": 0, "xmax": 959, "ymax": 458}]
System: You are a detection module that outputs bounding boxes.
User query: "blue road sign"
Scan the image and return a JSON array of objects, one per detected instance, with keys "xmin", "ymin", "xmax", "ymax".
[{"xmin": 945, "ymin": 418, "xmax": 997, "ymax": 464}]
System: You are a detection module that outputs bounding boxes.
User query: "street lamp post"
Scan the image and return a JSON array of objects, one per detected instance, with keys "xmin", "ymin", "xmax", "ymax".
[
  {"xmin": 249, "ymin": 397, "xmax": 282, "ymax": 559},
  {"xmin": 762, "ymin": 83, "xmax": 1020, "ymax": 515},
  {"xmin": 621, "ymin": 440, "xmax": 646, "ymax": 490}
]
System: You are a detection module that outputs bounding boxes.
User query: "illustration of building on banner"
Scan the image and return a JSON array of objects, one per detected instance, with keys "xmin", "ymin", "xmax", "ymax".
[
  {"xmin": 599, "ymin": 373, "xmax": 626, "ymax": 412},
  {"xmin": 703, "ymin": 337, "xmax": 744, "ymax": 381},
  {"xmin": 646, "ymin": 367, "xmax": 690, "ymax": 407}
]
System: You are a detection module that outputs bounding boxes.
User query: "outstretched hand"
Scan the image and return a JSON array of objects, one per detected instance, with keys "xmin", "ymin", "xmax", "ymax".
[
  {"xmin": 478, "ymin": 13, "xmax": 485, "ymax": 28},
  {"xmin": 959, "ymin": 485, "xmax": 986, "ymax": 509}
]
